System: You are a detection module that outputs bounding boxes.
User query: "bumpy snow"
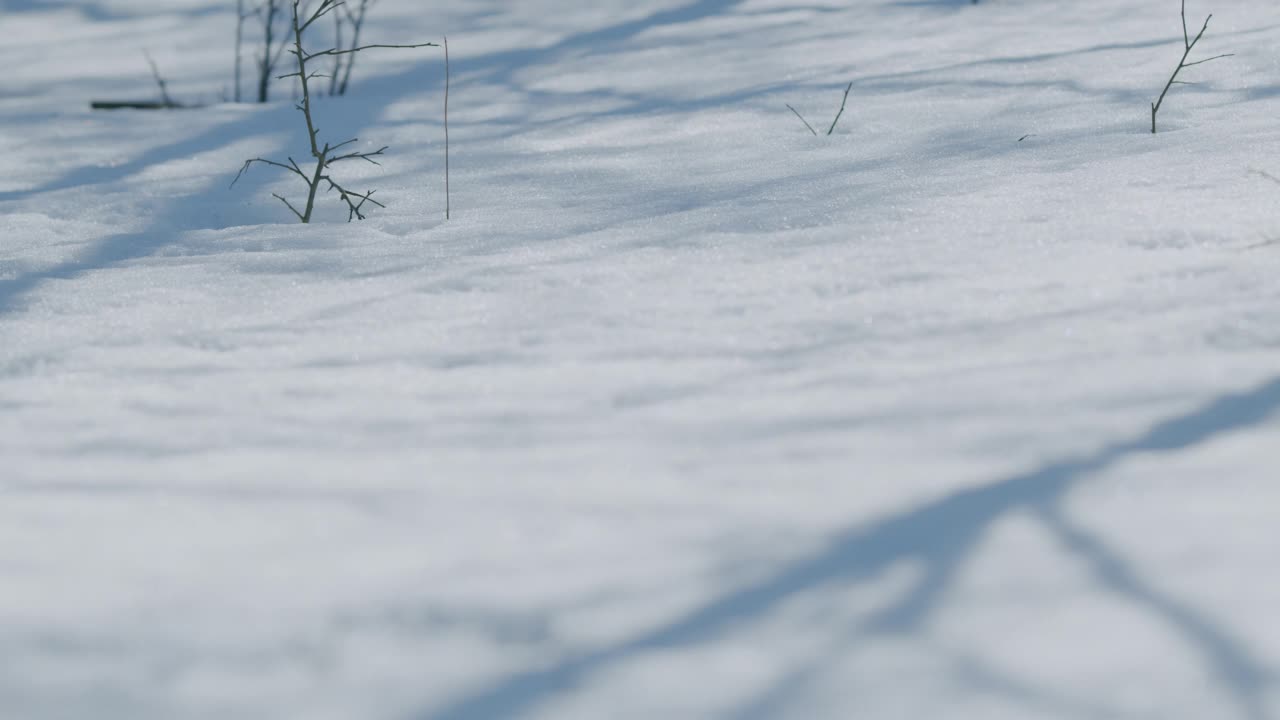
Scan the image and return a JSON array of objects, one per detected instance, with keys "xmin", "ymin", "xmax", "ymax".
[{"xmin": 2, "ymin": 0, "xmax": 1279, "ymax": 718}]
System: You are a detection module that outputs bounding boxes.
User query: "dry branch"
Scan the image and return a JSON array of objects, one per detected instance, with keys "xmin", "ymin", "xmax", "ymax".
[
  {"xmin": 1150, "ymin": 0, "xmax": 1232, "ymax": 134},
  {"xmin": 786, "ymin": 82, "xmax": 853, "ymax": 137},
  {"xmin": 826, "ymin": 82, "xmax": 852, "ymax": 136},
  {"xmin": 231, "ymin": 0, "xmax": 438, "ymax": 223},
  {"xmin": 444, "ymin": 34, "xmax": 451, "ymax": 220}
]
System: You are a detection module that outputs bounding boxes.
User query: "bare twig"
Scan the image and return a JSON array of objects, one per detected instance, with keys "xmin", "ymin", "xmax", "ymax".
[
  {"xmin": 1150, "ymin": 0, "xmax": 1232, "ymax": 134},
  {"xmin": 232, "ymin": 0, "xmax": 438, "ymax": 223},
  {"xmin": 444, "ymin": 33, "xmax": 451, "ymax": 220},
  {"xmin": 786, "ymin": 103, "xmax": 817, "ymax": 136},
  {"xmin": 305, "ymin": 41, "xmax": 439, "ymax": 60},
  {"xmin": 325, "ymin": 178, "xmax": 386, "ymax": 221},
  {"xmin": 143, "ymin": 50, "xmax": 177, "ymax": 107},
  {"xmin": 787, "ymin": 82, "xmax": 853, "ymax": 137},
  {"xmin": 826, "ymin": 82, "xmax": 852, "ymax": 136},
  {"xmin": 232, "ymin": 157, "xmax": 307, "ymax": 187},
  {"xmin": 326, "ymin": 143, "xmax": 388, "ymax": 166}
]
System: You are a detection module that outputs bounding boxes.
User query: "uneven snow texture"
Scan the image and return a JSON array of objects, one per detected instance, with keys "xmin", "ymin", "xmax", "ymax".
[{"xmin": 2, "ymin": 0, "xmax": 1280, "ymax": 718}]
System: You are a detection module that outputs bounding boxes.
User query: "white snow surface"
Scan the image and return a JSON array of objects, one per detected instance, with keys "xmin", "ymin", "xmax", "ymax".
[{"xmin": 2, "ymin": 0, "xmax": 1280, "ymax": 718}]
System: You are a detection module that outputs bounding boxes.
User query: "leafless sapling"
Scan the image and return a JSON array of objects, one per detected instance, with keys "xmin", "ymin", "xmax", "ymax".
[
  {"xmin": 444, "ymin": 34, "xmax": 451, "ymax": 220},
  {"xmin": 231, "ymin": 0, "xmax": 437, "ymax": 223},
  {"xmin": 786, "ymin": 82, "xmax": 853, "ymax": 137},
  {"xmin": 1150, "ymin": 0, "xmax": 1232, "ymax": 134}
]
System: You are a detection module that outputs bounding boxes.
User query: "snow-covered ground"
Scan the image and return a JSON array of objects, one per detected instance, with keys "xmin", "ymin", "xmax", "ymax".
[{"xmin": 2, "ymin": 0, "xmax": 1279, "ymax": 718}]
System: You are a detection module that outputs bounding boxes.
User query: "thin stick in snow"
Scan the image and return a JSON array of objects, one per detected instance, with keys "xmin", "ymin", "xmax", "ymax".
[
  {"xmin": 143, "ymin": 50, "xmax": 176, "ymax": 108},
  {"xmin": 786, "ymin": 82, "xmax": 852, "ymax": 137},
  {"xmin": 232, "ymin": 0, "xmax": 438, "ymax": 223},
  {"xmin": 826, "ymin": 82, "xmax": 852, "ymax": 136},
  {"xmin": 444, "ymin": 34, "xmax": 451, "ymax": 220},
  {"xmin": 1150, "ymin": 0, "xmax": 1232, "ymax": 134},
  {"xmin": 786, "ymin": 103, "xmax": 818, "ymax": 136}
]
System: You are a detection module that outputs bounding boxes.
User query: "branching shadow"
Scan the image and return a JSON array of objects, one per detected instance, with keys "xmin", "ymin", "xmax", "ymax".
[
  {"xmin": 419, "ymin": 377, "xmax": 1280, "ymax": 720},
  {"xmin": 1038, "ymin": 508, "xmax": 1272, "ymax": 720}
]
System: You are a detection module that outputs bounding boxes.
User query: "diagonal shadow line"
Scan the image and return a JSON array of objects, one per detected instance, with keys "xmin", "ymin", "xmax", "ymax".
[
  {"xmin": 0, "ymin": 108, "xmax": 289, "ymax": 205},
  {"xmin": 350, "ymin": 0, "xmax": 749, "ymax": 103},
  {"xmin": 845, "ymin": 18, "xmax": 1280, "ymax": 88},
  {"xmin": 417, "ymin": 376, "xmax": 1280, "ymax": 720},
  {"xmin": 3, "ymin": 0, "xmax": 740, "ymax": 314},
  {"xmin": 0, "ymin": 230, "xmax": 143, "ymax": 315},
  {"xmin": 0, "ymin": 0, "xmax": 225, "ymax": 22},
  {"xmin": 0, "ymin": 115, "xmax": 299, "ymax": 316},
  {"xmin": 1039, "ymin": 507, "xmax": 1272, "ymax": 720},
  {"xmin": 537, "ymin": 0, "xmax": 746, "ymax": 55}
]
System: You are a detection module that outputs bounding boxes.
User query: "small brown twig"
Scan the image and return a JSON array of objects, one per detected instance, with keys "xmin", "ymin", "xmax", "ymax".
[{"xmin": 1150, "ymin": 0, "xmax": 1232, "ymax": 134}]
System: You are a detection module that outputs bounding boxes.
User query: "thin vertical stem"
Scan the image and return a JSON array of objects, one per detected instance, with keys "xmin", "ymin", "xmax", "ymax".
[
  {"xmin": 444, "ymin": 34, "xmax": 451, "ymax": 220},
  {"xmin": 143, "ymin": 50, "xmax": 174, "ymax": 107},
  {"xmin": 826, "ymin": 82, "xmax": 852, "ymax": 136},
  {"xmin": 290, "ymin": 0, "xmax": 326, "ymax": 222}
]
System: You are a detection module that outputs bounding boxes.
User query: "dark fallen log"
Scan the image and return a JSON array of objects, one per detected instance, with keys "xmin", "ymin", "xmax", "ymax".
[{"xmin": 90, "ymin": 100, "xmax": 195, "ymax": 111}]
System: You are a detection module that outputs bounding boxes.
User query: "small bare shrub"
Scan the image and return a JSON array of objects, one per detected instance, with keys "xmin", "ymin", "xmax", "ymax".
[
  {"xmin": 1150, "ymin": 0, "xmax": 1232, "ymax": 134},
  {"xmin": 231, "ymin": 0, "xmax": 437, "ymax": 223}
]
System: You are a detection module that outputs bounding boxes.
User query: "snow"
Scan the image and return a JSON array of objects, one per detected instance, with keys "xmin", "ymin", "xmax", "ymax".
[{"xmin": 1, "ymin": 0, "xmax": 1279, "ymax": 718}]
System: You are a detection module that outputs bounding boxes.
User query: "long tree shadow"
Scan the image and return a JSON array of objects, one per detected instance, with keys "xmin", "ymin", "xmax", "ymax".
[
  {"xmin": 0, "ymin": 0, "xmax": 755, "ymax": 318},
  {"xmin": 0, "ymin": 113, "xmax": 297, "ymax": 317},
  {"xmin": 419, "ymin": 377, "xmax": 1280, "ymax": 720},
  {"xmin": 0, "ymin": 0, "xmax": 224, "ymax": 21},
  {"xmin": 0, "ymin": 105, "xmax": 292, "ymax": 205},
  {"xmin": 5, "ymin": 0, "xmax": 1239, "ymax": 319}
]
